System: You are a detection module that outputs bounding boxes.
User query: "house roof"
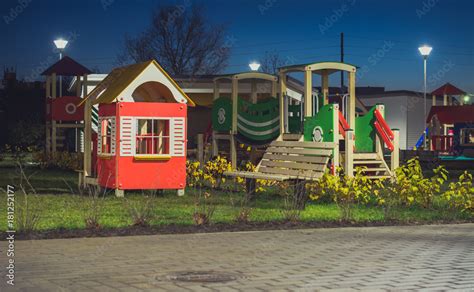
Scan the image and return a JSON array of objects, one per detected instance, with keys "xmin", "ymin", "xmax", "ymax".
[
  {"xmin": 41, "ymin": 56, "xmax": 92, "ymax": 76},
  {"xmin": 431, "ymin": 83, "xmax": 466, "ymax": 96},
  {"xmin": 427, "ymin": 105, "xmax": 474, "ymax": 124},
  {"xmin": 82, "ymin": 60, "xmax": 195, "ymax": 106}
]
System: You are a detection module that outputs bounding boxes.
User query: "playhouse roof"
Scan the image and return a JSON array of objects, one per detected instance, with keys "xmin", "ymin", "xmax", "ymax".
[
  {"xmin": 431, "ymin": 83, "xmax": 466, "ymax": 96},
  {"xmin": 427, "ymin": 105, "xmax": 474, "ymax": 124},
  {"xmin": 41, "ymin": 56, "xmax": 92, "ymax": 76},
  {"xmin": 82, "ymin": 60, "xmax": 195, "ymax": 106}
]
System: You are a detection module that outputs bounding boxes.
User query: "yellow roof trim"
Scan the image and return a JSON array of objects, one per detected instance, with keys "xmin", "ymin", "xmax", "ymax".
[{"xmin": 79, "ymin": 60, "xmax": 195, "ymax": 107}]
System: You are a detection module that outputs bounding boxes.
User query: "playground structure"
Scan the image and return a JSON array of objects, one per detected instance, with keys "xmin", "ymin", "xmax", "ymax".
[
  {"xmin": 211, "ymin": 72, "xmax": 279, "ymax": 168},
  {"xmin": 42, "ymin": 57, "xmax": 92, "ymax": 154},
  {"xmin": 79, "ymin": 60, "xmax": 195, "ymax": 197},
  {"xmin": 224, "ymin": 61, "xmax": 400, "ymax": 186},
  {"xmin": 427, "ymin": 105, "xmax": 474, "ymax": 157},
  {"xmin": 415, "ymin": 83, "xmax": 468, "ymax": 150}
]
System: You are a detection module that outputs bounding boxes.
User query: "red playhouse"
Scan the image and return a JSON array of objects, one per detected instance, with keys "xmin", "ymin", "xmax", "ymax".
[{"xmin": 80, "ymin": 60, "xmax": 195, "ymax": 197}]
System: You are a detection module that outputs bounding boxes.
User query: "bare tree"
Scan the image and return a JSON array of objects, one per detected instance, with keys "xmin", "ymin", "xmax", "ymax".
[
  {"xmin": 260, "ymin": 51, "xmax": 284, "ymax": 75},
  {"xmin": 118, "ymin": 4, "xmax": 231, "ymax": 76}
]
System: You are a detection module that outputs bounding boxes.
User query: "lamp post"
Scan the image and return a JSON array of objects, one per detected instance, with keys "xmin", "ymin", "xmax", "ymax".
[
  {"xmin": 418, "ymin": 45, "xmax": 432, "ymax": 149},
  {"xmin": 249, "ymin": 62, "xmax": 261, "ymax": 71},
  {"xmin": 54, "ymin": 38, "xmax": 68, "ymax": 97}
]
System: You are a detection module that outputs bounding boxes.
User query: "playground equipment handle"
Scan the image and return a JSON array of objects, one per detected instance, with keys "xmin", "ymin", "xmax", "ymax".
[
  {"xmin": 338, "ymin": 111, "xmax": 350, "ymax": 137},
  {"xmin": 374, "ymin": 121, "xmax": 394, "ymax": 152},
  {"xmin": 374, "ymin": 109, "xmax": 394, "ymax": 140}
]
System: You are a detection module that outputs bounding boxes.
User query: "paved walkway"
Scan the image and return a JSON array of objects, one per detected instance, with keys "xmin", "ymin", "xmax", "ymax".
[{"xmin": 1, "ymin": 224, "xmax": 473, "ymax": 291}]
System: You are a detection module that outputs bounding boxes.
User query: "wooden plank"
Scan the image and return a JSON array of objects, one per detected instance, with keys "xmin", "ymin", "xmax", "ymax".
[
  {"xmin": 261, "ymin": 160, "xmax": 327, "ymax": 171},
  {"xmin": 223, "ymin": 171, "xmax": 289, "ymax": 181},
  {"xmin": 259, "ymin": 166, "xmax": 324, "ymax": 179},
  {"xmin": 267, "ymin": 146, "xmax": 332, "ymax": 156},
  {"xmin": 353, "ymin": 160, "xmax": 383, "ymax": 164},
  {"xmin": 270, "ymin": 140, "xmax": 337, "ymax": 149},
  {"xmin": 358, "ymin": 168, "xmax": 388, "ymax": 172},
  {"xmin": 353, "ymin": 153, "xmax": 379, "ymax": 160},
  {"xmin": 263, "ymin": 153, "xmax": 329, "ymax": 164},
  {"xmin": 281, "ymin": 133, "xmax": 301, "ymax": 141}
]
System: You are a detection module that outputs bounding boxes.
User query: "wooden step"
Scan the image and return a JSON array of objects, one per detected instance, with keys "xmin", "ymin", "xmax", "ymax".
[
  {"xmin": 353, "ymin": 160, "xmax": 383, "ymax": 164},
  {"xmin": 358, "ymin": 167, "xmax": 388, "ymax": 172},
  {"xmin": 353, "ymin": 153, "xmax": 378, "ymax": 160}
]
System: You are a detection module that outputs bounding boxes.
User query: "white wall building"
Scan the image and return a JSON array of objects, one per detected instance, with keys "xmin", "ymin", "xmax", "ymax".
[{"xmin": 359, "ymin": 90, "xmax": 435, "ymax": 150}]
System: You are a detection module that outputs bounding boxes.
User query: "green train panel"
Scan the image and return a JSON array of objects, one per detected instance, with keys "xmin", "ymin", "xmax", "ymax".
[
  {"xmin": 355, "ymin": 106, "xmax": 377, "ymax": 152},
  {"xmin": 303, "ymin": 104, "xmax": 337, "ymax": 143},
  {"xmin": 212, "ymin": 97, "xmax": 280, "ymax": 142}
]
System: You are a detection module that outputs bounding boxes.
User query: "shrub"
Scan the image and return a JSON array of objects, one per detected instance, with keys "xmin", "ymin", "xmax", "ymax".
[
  {"xmin": 442, "ymin": 171, "xmax": 473, "ymax": 212},
  {"xmin": 392, "ymin": 158, "xmax": 447, "ymax": 208},
  {"xmin": 193, "ymin": 191, "xmax": 215, "ymax": 225},
  {"xmin": 123, "ymin": 195, "xmax": 157, "ymax": 227},
  {"xmin": 81, "ymin": 185, "xmax": 106, "ymax": 229},
  {"xmin": 33, "ymin": 151, "xmax": 83, "ymax": 170},
  {"xmin": 15, "ymin": 168, "xmax": 41, "ymax": 232},
  {"xmin": 308, "ymin": 168, "xmax": 374, "ymax": 221},
  {"xmin": 277, "ymin": 180, "xmax": 307, "ymax": 222}
]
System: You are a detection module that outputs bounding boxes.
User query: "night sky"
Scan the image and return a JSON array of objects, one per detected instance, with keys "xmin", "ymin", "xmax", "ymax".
[{"xmin": 2, "ymin": 0, "xmax": 473, "ymax": 92}]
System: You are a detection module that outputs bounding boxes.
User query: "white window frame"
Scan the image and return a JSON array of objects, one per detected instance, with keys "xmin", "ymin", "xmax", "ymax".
[{"xmin": 97, "ymin": 116, "xmax": 116, "ymax": 156}]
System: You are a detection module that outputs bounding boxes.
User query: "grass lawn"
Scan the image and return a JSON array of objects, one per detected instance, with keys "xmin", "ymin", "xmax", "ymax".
[{"xmin": 1, "ymin": 164, "xmax": 472, "ymax": 234}]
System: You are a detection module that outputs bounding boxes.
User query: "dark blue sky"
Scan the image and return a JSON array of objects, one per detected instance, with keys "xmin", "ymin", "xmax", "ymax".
[{"xmin": 2, "ymin": 0, "xmax": 473, "ymax": 92}]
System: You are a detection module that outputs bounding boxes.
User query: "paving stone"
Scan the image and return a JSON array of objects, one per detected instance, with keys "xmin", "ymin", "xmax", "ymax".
[{"xmin": 0, "ymin": 223, "xmax": 472, "ymax": 291}]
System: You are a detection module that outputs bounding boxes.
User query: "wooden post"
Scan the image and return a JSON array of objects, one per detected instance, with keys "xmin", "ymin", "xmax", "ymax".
[
  {"xmin": 432, "ymin": 94, "xmax": 436, "ymax": 106},
  {"xmin": 115, "ymin": 189, "xmax": 124, "ymax": 198},
  {"xmin": 230, "ymin": 134, "xmax": 237, "ymax": 169},
  {"xmin": 443, "ymin": 94, "xmax": 448, "ymax": 106},
  {"xmin": 345, "ymin": 129, "xmax": 354, "ymax": 177},
  {"xmin": 83, "ymin": 74, "xmax": 92, "ymax": 178},
  {"xmin": 391, "ymin": 129, "xmax": 400, "ymax": 172},
  {"xmin": 197, "ymin": 133, "xmax": 204, "ymax": 163},
  {"xmin": 332, "ymin": 104, "xmax": 340, "ymax": 170},
  {"xmin": 51, "ymin": 73, "xmax": 57, "ymax": 99},
  {"xmin": 279, "ymin": 72, "xmax": 287, "ymax": 135},
  {"xmin": 76, "ymin": 75, "xmax": 81, "ymax": 96},
  {"xmin": 231, "ymin": 78, "xmax": 238, "ymax": 133},
  {"xmin": 51, "ymin": 121, "xmax": 57, "ymax": 154},
  {"xmin": 348, "ymin": 71, "xmax": 356, "ymax": 129},
  {"xmin": 304, "ymin": 70, "xmax": 312, "ymax": 117},
  {"xmin": 212, "ymin": 80, "xmax": 219, "ymax": 157},
  {"xmin": 251, "ymin": 79, "xmax": 257, "ymax": 104},
  {"xmin": 321, "ymin": 70, "xmax": 329, "ymax": 105},
  {"xmin": 45, "ymin": 122, "xmax": 51, "ymax": 155},
  {"xmin": 271, "ymin": 79, "xmax": 277, "ymax": 97},
  {"xmin": 231, "ymin": 78, "xmax": 238, "ymax": 168}
]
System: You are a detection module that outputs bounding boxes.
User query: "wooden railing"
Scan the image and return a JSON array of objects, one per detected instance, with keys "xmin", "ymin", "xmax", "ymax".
[
  {"xmin": 374, "ymin": 108, "xmax": 395, "ymax": 152},
  {"xmin": 431, "ymin": 135, "xmax": 454, "ymax": 153}
]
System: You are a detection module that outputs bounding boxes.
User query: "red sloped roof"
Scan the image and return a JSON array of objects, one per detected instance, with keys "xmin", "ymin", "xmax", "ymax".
[
  {"xmin": 427, "ymin": 105, "xmax": 474, "ymax": 124},
  {"xmin": 41, "ymin": 56, "xmax": 92, "ymax": 76},
  {"xmin": 431, "ymin": 83, "xmax": 466, "ymax": 96}
]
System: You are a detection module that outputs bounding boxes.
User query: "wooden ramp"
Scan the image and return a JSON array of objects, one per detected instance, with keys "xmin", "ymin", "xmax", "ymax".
[{"xmin": 224, "ymin": 140, "xmax": 335, "ymax": 181}]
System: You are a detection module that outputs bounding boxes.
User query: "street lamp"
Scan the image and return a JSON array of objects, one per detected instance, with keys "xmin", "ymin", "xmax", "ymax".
[
  {"xmin": 249, "ymin": 61, "xmax": 261, "ymax": 71},
  {"xmin": 463, "ymin": 95, "xmax": 471, "ymax": 105},
  {"xmin": 54, "ymin": 38, "xmax": 68, "ymax": 96},
  {"xmin": 418, "ymin": 45, "xmax": 432, "ymax": 149}
]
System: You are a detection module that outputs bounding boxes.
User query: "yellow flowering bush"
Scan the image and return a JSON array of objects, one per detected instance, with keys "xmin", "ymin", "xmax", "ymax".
[
  {"xmin": 443, "ymin": 171, "xmax": 473, "ymax": 212},
  {"xmin": 186, "ymin": 156, "xmax": 232, "ymax": 189}
]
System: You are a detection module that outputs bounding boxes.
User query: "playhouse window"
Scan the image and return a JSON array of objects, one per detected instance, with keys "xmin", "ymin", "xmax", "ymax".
[
  {"xmin": 460, "ymin": 128, "xmax": 474, "ymax": 146},
  {"xmin": 135, "ymin": 119, "xmax": 170, "ymax": 155},
  {"xmin": 100, "ymin": 118, "xmax": 114, "ymax": 154}
]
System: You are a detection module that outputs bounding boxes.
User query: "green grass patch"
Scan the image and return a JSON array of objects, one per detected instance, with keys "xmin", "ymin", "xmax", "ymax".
[{"xmin": 0, "ymin": 166, "xmax": 471, "ymax": 232}]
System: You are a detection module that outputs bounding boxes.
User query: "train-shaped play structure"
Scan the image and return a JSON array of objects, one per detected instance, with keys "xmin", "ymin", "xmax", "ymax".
[{"xmin": 213, "ymin": 62, "xmax": 399, "ymax": 186}]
